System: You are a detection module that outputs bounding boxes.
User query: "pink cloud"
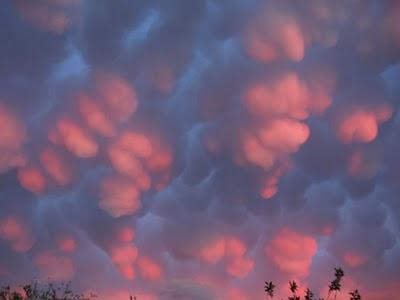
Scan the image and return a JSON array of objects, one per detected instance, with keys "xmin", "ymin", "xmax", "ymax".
[
  {"xmin": 343, "ymin": 251, "xmax": 368, "ymax": 268},
  {"xmin": 226, "ymin": 288, "xmax": 249, "ymax": 300},
  {"xmin": 40, "ymin": 147, "xmax": 74, "ymax": 186},
  {"xmin": 336, "ymin": 105, "xmax": 393, "ymax": 144},
  {"xmin": 245, "ymin": 11, "xmax": 306, "ymax": 63},
  {"xmin": 226, "ymin": 257, "xmax": 254, "ymax": 278},
  {"xmin": 198, "ymin": 238, "xmax": 226, "ymax": 264},
  {"xmin": 14, "ymin": 0, "xmax": 82, "ymax": 34},
  {"xmin": 17, "ymin": 165, "xmax": 47, "ymax": 194},
  {"xmin": 34, "ymin": 251, "xmax": 75, "ymax": 281},
  {"xmin": 77, "ymin": 92, "xmax": 117, "ymax": 138},
  {"xmin": 0, "ymin": 104, "xmax": 27, "ymax": 173},
  {"xmin": 94, "ymin": 72, "xmax": 138, "ymax": 123},
  {"xmin": 57, "ymin": 236, "xmax": 78, "ymax": 253},
  {"xmin": 225, "ymin": 237, "xmax": 247, "ymax": 257},
  {"xmin": 0, "ymin": 216, "xmax": 34, "ymax": 252},
  {"xmin": 50, "ymin": 117, "xmax": 98, "ymax": 158},
  {"xmin": 137, "ymin": 256, "xmax": 163, "ymax": 281},
  {"xmin": 109, "ymin": 244, "xmax": 138, "ymax": 280},
  {"xmin": 99, "ymin": 176, "xmax": 141, "ymax": 217},
  {"xmin": 266, "ymin": 227, "xmax": 317, "ymax": 277}
]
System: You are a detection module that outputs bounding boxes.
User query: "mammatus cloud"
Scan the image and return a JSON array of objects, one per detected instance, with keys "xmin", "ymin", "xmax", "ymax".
[
  {"xmin": 34, "ymin": 250, "xmax": 75, "ymax": 281},
  {"xmin": 0, "ymin": 104, "xmax": 26, "ymax": 173},
  {"xmin": 109, "ymin": 244, "xmax": 138, "ymax": 280},
  {"xmin": 265, "ymin": 228, "xmax": 317, "ymax": 277},
  {"xmin": 245, "ymin": 4, "xmax": 306, "ymax": 63},
  {"xmin": 137, "ymin": 256, "xmax": 163, "ymax": 281},
  {"xmin": 0, "ymin": 216, "xmax": 34, "ymax": 253},
  {"xmin": 335, "ymin": 104, "xmax": 393, "ymax": 144},
  {"xmin": 1, "ymin": 1, "xmax": 400, "ymax": 300},
  {"xmin": 56, "ymin": 235, "xmax": 78, "ymax": 253},
  {"xmin": 50, "ymin": 117, "xmax": 99, "ymax": 158},
  {"xmin": 14, "ymin": 0, "xmax": 83, "ymax": 34}
]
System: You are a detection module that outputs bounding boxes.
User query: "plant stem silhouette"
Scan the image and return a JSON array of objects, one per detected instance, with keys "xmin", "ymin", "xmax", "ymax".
[{"xmin": 263, "ymin": 268, "xmax": 360, "ymax": 300}]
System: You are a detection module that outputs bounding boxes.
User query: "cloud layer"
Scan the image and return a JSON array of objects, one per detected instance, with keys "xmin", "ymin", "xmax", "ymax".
[{"xmin": 1, "ymin": 1, "xmax": 400, "ymax": 299}]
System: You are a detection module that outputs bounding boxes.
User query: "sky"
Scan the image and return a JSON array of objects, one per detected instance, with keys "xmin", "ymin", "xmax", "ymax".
[{"xmin": 1, "ymin": 0, "xmax": 400, "ymax": 299}]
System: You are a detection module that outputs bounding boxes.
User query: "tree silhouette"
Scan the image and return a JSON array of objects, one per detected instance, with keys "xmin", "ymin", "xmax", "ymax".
[
  {"xmin": 288, "ymin": 281, "xmax": 300, "ymax": 300},
  {"xmin": 304, "ymin": 288, "xmax": 314, "ymax": 300},
  {"xmin": 263, "ymin": 268, "xmax": 361, "ymax": 300},
  {"xmin": 0, "ymin": 267, "xmax": 362, "ymax": 300},
  {"xmin": 0, "ymin": 282, "xmax": 94, "ymax": 300},
  {"xmin": 327, "ymin": 268, "xmax": 345, "ymax": 300},
  {"xmin": 349, "ymin": 290, "xmax": 361, "ymax": 300},
  {"xmin": 264, "ymin": 281, "xmax": 276, "ymax": 298}
]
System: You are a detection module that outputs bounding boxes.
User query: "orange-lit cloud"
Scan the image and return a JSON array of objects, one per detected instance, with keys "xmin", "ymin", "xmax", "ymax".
[
  {"xmin": 99, "ymin": 176, "xmax": 141, "ymax": 217},
  {"xmin": 225, "ymin": 237, "xmax": 247, "ymax": 257},
  {"xmin": 100, "ymin": 290, "xmax": 158, "ymax": 300},
  {"xmin": 119, "ymin": 264, "xmax": 136, "ymax": 280},
  {"xmin": 336, "ymin": 105, "xmax": 393, "ymax": 144},
  {"xmin": 0, "ymin": 104, "xmax": 26, "ymax": 148},
  {"xmin": 238, "ymin": 119, "xmax": 309, "ymax": 170},
  {"xmin": 40, "ymin": 147, "xmax": 74, "ymax": 186},
  {"xmin": 34, "ymin": 251, "xmax": 75, "ymax": 281},
  {"xmin": 110, "ymin": 245, "xmax": 139, "ymax": 265},
  {"xmin": 237, "ymin": 70, "xmax": 333, "ymax": 174},
  {"xmin": 238, "ymin": 130, "xmax": 275, "ymax": 169},
  {"xmin": 14, "ymin": 0, "xmax": 82, "ymax": 34},
  {"xmin": 132, "ymin": 293, "xmax": 158, "ymax": 300},
  {"xmin": 109, "ymin": 244, "xmax": 138, "ymax": 280},
  {"xmin": 243, "ymin": 72, "xmax": 331, "ymax": 120},
  {"xmin": 347, "ymin": 149, "xmax": 380, "ymax": 179},
  {"xmin": 107, "ymin": 129, "xmax": 173, "ymax": 194},
  {"xmin": 321, "ymin": 225, "xmax": 334, "ymax": 236},
  {"xmin": 57, "ymin": 236, "xmax": 78, "ymax": 253},
  {"xmin": 258, "ymin": 119, "xmax": 310, "ymax": 153},
  {"xmin": 259, "ymin": 164, "xmax": 290, "ymax": 200},
  {"xmin": 260, "ymin": 184, "xmax": 278, "ymax": 200},
  {"xmin": 50, "ymin": 117, "xmax": 98, "ymax": 158},
  {"xmin": 230, "ymin": 68, "xmax": 333, "ymax": 200},
  {"xmin": 77, "ymin": 92, "xmax": 116, "ymax": 137},
  {"xmin": 226, "ymin": 288, "xmax": 249, "ymax": 300},
  {"xmin": 198, "ymin": 238, "xmax": 226, "ymax": 264},
  {"xmin": 94, "ymin": 72, "xmax": 138, "ymax": 123},
  {"xmin": 245, "ymin": 9, "xmax": 306, "ymax": 63},
  {"xmin": 108, "ymin": 131, "xmax": 152, "ymax": 178},
  {"xmin": 143, "ymin": 134, "xmax": 173, "ymax": 173},
  {"xmin": 343, "ymin": 252, "xmax": 368, "ymax": 268},
  {"xmin": 17, "ymin": 165, "xmax": 47, "ymax": 194},
  {"xmin": 0, "ymin": 104, "xmax": 27, "ymax": 173},
  {"xmin": 266, "ymin": 228, "xmax": 317, "ymax": 277},
  {"xmin": 226, "ymin": 257, "xmax": 254, "ymax": 278},
  {"xmin": 0, "ymin": 216, "xmax": 34, "ymax": 252},
  {"xmin": 137, "ymin": 256, "xmax": 163, "ymax": 281},
  {"xmin": 118, "ymin": 227, "xmax": 135, "ymax": 243},
  {"xmin": 197, "ymin": 237, "xmax": 250, "ymax": 267}
]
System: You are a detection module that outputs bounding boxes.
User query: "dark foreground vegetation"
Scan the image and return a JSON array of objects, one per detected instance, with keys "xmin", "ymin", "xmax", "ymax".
[
  {"xmin": 0, "ymin": 283, "xmax": 94, "ymax": 300},
  {"xmin": 1, "ymin": 268, "xmax": 360, "ymax": 300},
  {"xmin": 264, "ymin": 268, "xmax": 361, "ymax": 300}
]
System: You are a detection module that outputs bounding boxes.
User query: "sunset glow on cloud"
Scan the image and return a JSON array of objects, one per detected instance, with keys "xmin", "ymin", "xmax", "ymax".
[
  {"xmin": 266, "ymin": 228, "xmax": 317, "ymax": 277},
  {"xmin": 1, "ymin": 1, "xmax": 400, "ymax": 300}
]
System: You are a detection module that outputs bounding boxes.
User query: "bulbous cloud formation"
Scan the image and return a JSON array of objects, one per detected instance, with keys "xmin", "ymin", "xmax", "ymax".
[
  {"xmin": 2, "ymin": 0, "xmax": 400, "ymax": 299},
  {"xmin": 0, "ymin": 104, "xmax": 27, "ymax": 173},
  {"xmin": 14, "ymin": 0, "xmax": 83, "ymax": 34},
  {"xmin": 265, "ymin": 228, "xmax": 317, "ymax": 277}
]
